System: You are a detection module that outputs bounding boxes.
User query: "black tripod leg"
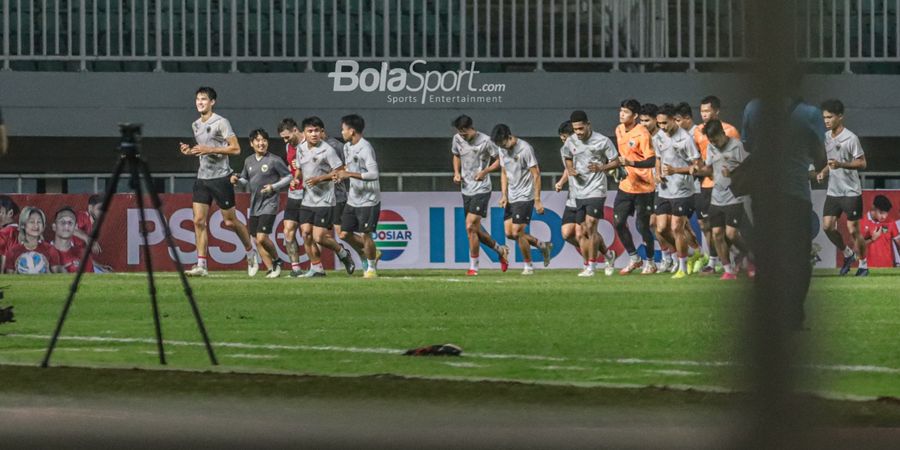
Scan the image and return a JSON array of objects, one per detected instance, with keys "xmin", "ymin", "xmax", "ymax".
[
  {"xmin": 42, "ymin": 156, "xmax": 127, "ymax": 368},
  {"xmin": 132, "ymin": 164, "xmax": 167, "ymax": 365},
  {"xmin": 137, "ymin": 159, "xmax": 218, "ymax": 365}
]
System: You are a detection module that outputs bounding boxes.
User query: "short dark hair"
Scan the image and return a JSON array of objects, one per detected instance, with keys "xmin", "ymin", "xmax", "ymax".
[
  {"xmin": 569, "ymin": 110, "xmax": 589, "ymax": 123},
  {"xmin": 54, "ymin": 206, "xmax": 76, "ymax": 221},
  {"xmin": 277, "ymin": 118, "xmax": 299, "ymax": 133},
  {"xmin": 639, "ymin": 103, "xmax": 659, "ymax": 117},
  {"xmin": 491, "ymin": 124, "xmax": 513, "ymax": 146},
  {"xmin": 452, "ymin": 115, "xmax": 473, "ymax": 129},
  {"xmin": 301, "ymin": 116, "xmax": 326, "ymax": 130},
  {"xmin": 196, "ymin": 86, "xmax": 217, "ymax": 100},
  {"xmin": 675, "ymin": 102, "xmax": 693, "ymax": 118},
  {"xmin": 703, "ymin": 119, "xmax": 725, "ymax": 138},
  {"xmin": 341, "ymin": 114, "xmax": 366, "ymax": 134},
  {"xmin": 249, "ymin": 128, "xmax": 269, "ymax": 141},
  {"xmin": 621, "ymin": 99, "xmax": 641, "ymax": 115},
  {"xmin": 558, "ymin": 120, "xmax": 574, "ymax": 136},
  {"xmin": 658, "ymin": 103, "xmax": 676, "ymax": 118},
  {"xmin": 88, "ymin": 194, "xmax": 102, "ymax": 207},
  {"xmin": 0, "ymin": 195, "xmax": 19, "ymax": 216},
  {"xmin": 821, "ymin": 99, "xmax": 845, "ymax": 115},
  {"xmin": 700, "ymin": 95, "xmax": 721, "ymax": 110},
  {"xmin": 873, "ymin": 195, "xmax": 893, "ymax": 213}
]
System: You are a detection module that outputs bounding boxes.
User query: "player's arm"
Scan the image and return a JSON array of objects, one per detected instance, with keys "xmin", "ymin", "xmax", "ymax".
[
  {"xmin": 556, "ymin": 163, "xmax": 570, "ymax": 192},
  {"xmin": 690, "ymin": 161, "xmax": 713, "ymax": 178},
  {"xmin": 475, "ymin": 158, "xmax": 500, "ymax": 181},
  {"xmin": 232, "ymin": 164, "xmax": 249, "ymax": 187},
  {"xmin": 530, "ymin": 166, "xmax": 544, "ymax": 214},
  {"xmin": 193, "ymin": 135, "xmax": 241, "ymax": 156},
  {"xmin": 499, "ymin": 166, "xmax": 509, "ymax": 208},
  {"xmin": 452, "ymin": 152, "xmax": 462, "ymax": 184},
  {"xmin": 830, "ymin": 154, "xmax": 867, "ymax": 171},
  {"xmin": 265, "ymin": 159, "xmax": 293, "ymax": 193},
  {"xmin": 307, "ymin": 165, "xmax": 344, "ymax": 187}
]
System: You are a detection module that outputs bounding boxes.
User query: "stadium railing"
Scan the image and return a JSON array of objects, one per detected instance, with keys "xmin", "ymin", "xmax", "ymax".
[{"xmin": 1, "ymin": 1, "xmax": 896, "ymax": 73}]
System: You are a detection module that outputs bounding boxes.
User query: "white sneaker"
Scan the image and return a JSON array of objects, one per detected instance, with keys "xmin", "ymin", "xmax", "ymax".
[
  {"xmin": 265, "ymin": 262, "xmax": 282, "ymax": 279},
  {"xmin": 521, "ymin": 267, "xmax": 535, "ymax": 276},
  {"xmin": 540, "ymin": 242, "xmax": 554, "ymax": 267},
  {"xmin": 657, "ymin": 258, "xmax": 672, "ymax": 273},
  {"xmin": 185, "ymin": 265, "xmax": 208, "ymax": 277},
  {"xmin": 670, "ymin": 259, "xmax": 680, "ymax": 273},
  {"xmin": 604, "ymin": 250, "xmax": 617, "ymax": 276},
  {"xmin": 641, "ymin": 261, "xmax": 658, "ymax": 275},
  {"xmin": 578, "ymin": 268, "xmax": 595, "ymax": 277},
  {"xmin": 247, "ymin": 250, "xmax": 259, "ymax": 277}
]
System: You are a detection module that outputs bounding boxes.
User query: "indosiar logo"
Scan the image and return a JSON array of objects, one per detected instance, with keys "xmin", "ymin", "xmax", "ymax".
[{"xmin": 374, "ymin": 210, "xmax": 413, "ymax": 261}]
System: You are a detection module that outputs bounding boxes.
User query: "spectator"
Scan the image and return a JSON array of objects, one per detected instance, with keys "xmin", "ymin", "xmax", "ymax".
[
  {"xmin": 0, "ymin": 195, "xmax": 21, "ymax": 272},
  {"xmin": 52, "ymin": 206, "xmax": 94, "ymax": 273},
  {"xmin": 3, "ymin": 206, "xmax": 62, "ymax": 274},
  {"xmin": 861, "ymin": 195, "xmax": 900, "ymax": 268}
]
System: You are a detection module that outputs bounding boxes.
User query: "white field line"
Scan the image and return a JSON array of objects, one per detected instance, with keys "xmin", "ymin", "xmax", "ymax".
[{"xmin": 8, "ymin": 333, "xmax": 900, "ymax": 376}]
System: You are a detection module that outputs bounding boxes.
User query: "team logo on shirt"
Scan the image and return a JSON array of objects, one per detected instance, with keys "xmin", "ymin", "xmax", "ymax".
[
  {"xmin": 628, "ymin": 139, "xmax": 636, "ymax": 148},
  {"xmin": 373, "ymin": 210, "xmax": 413, "ymax": 261},
  {"xmin": 261, "ymin": 164, "xmax": 269, "ymax": 173}
]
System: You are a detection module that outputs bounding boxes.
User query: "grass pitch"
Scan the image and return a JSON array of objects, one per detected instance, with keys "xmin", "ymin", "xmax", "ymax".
[{"xmin": 0, "ymin": 269, "xmax": 898, "ymax": 400}]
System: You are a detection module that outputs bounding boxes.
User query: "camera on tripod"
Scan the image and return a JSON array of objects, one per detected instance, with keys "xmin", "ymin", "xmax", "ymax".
[{"xmin": 118, "ymin": 123, "xmax": 143, "ymax": 156}]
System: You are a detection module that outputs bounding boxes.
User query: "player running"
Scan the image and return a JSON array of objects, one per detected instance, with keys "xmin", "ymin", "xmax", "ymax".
[
  {"xmin": 179, "ymin": 87, "xmax": 258, "ymax": 277},
  {"xmin": 817, "ymin": 99, "xmax": 868, "ymax": 276},
  {"xmin": 492, "ymin": 124, "xmax": 553, "ymax": 275},
  {"xmin": 555, "ymin": 121, "xmax": 591, "ymax": 272},
  {"xmin": 609, "ymin": 99, "xmax": 657, "ymax": 275},
  {"xmin": 451, "ymin": 115, "xmax": 510, "ymax": 275},
  {"xmin": 691, "ymin": 120, "xmax": 751, "ymax": 280},
  {"xmin": 232, "ymin": 128, "xmax": 292, "ymax": 278},
  {"xmin": 334, "ymin": 114, "xmax": 382, "ymax": 279},
  {"xmin": 292, "ymin": 116, "xmax": 355, "ymax": 277},
  {"xmin": 563, "ymin": 111, "xmax": 618, "ymax": 277},
  {"xmin": 654, "ymin": 104, "xmax": 703, "ymax": 278}
]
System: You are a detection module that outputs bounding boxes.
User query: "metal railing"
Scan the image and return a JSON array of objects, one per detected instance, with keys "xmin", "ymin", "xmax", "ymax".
[{"xmin": 1, "ymin": 1, "xmax": 896, "ymax": 72}]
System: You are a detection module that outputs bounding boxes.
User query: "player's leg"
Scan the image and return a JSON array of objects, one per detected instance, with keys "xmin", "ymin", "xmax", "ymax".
[
  {"xmin": 257, "ymin": 215, "xmax": 281, "ymax": 277},
  {"xmin": 822, "ymin": 196, "xmax": 856, "ymax": 275},
  {"xmin": 843, "ymin": 196, "xmax": 867, "ymax": 276},
  {"xmin": 635, "ymin": 194, "xmax": 656, "ymax": 274},
  {"xmin": 581, "ymin": 215, "xmax": 599, "ymax": 274},
  {"xmin": 191, "ymin": 202, "xmax": 210, "ymax": 262},
  {"xmin": 221, "ymin": 206, "xmax": 258, "ymax": 276},
  {"xmin": 312, "ymin": 208, "xmax": 354, "ymax": 275},
  {"xmin": 697, "ymin": 188, "xmax": 718, "ymax": 273},
  {"xmin": 338, "ymin": 207, "xmax": 366, "ymax": 259},
  {"xmin": 614, "ymin": 193, "xmax": 641, "ymax": 274},
  {"xmin": 511, "ymin": 223, "xmax": 534, "ymax": 274},
  {"xmin": 671, "ymin": 214, "xmax": 690, "ymax": 277},
  {"xmin": 465, "ymin": 213, "xmax": 484, "ymax": 274}
]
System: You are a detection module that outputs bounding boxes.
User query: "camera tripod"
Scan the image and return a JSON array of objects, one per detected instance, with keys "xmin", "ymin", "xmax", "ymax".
[{"xmin": 42, "ymin": 124, "xmax": 217, "ymax": 367}]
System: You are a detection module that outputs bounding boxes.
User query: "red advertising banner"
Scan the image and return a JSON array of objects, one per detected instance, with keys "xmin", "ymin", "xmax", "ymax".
[{"xmin": 4, "ymin": 193, "xmax": 332, "ymax": 272}]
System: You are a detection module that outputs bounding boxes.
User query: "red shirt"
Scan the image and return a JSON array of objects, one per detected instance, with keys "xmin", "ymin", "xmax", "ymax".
[
  {"xmin": 55, "ymin": 240, "xmax": 94, "ymax": 273},
  {"xmin": 76, "ymin": 210, "xmax": 94, "ymax": 242},
  {"xmin": 861, "ymin": 214, "xmax": 899, "ymax": 267},
  {"xmin": 285, "ymin": 142, "xmax": 303, "ymax": 194},
  {"xmin": 4, "ymin": 241, "xmax": 61, "ymax": 273},
  {"xmin": 0, "ymin": 224, "xmax": 17, "ymax": 256}
]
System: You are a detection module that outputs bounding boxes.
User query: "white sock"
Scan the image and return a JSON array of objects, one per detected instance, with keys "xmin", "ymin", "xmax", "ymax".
[
  {"xmin": 312, "ymin": 262, "xmax": 324, "ymax": 272},
  {"xmin": 842, "ymin": 247, "xmax": 854, "ymax": 258},
  {"xmin": 338, "ymin": 248, "xmax": 349, "ymax": 258},
  {"xmin": 859, "ymin": 258, "xmax": 868, "ymax": 269},
  {"xmin": 630, "ymin": 254, "xmax": 641, "ymax": 263},
  {"xmin": 709, "ymin": 256, "xmax": 720, "ymax": 267},
  {"xmin": 367, "ymin": 259, "xmax": 376, "ymax": 269},
  {"xmin": 583, "ymin": 261, "xmax": 590, "ymax": 270},
  {"xmin": 197, "ymin": 256, "xmax": 207, "ymax": 268},
  {"xmin": 679, "ymin": 257, "xmax": 688, "ymax": 273},
  {"xmin": 588, "ymin": 260, "xmax": 596, "ymax": 271},
  {"xmin": 493, "ymin": 242, "xmax": 502, "ymax": 252},
  {"xmin": 524, "ymin": 262, "xmax": 534, "ymax": 270},
  {"xmin": 724, "ymin": 264, "xmax": 734, "ymax": 274},
  {"xmin": 470, "ymin": 257, "xmax": 479, "ymax": 271}
]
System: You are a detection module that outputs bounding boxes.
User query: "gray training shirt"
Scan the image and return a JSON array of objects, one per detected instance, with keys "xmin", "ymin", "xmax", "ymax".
[
  {"xmin": 499, "ymin": 138, "xmax": 539, "ymax": 203},
  {"xmin": 297, "ymin": 140, "xmax": 344, "ymax": 208},
  {"xmin": 192, "ymin": 113, "xmax": 236, "ymax": 180},
  {"xmin": 451, "ymin": 131, "xmax": 498, "ymax": 197},
  {"xmin": 824, "ymin": 128, "xmax": 865, "ymax": 197},
  {"xmin": 237, "ymin": 152, "xmax": 292, "ymax": 216},
  {"xmin": 326, "ymin": 136, "xmax": 349, "ymax": 203},
  {"xmin": 655, "ymin": 127, "xmax": 701, "ymax": 199},
  {"xmin": 343, "ymin": 137, "xmax": 381, "ymax": 207},
  {"xmin": 706, "ymin": 137, "xmax": 749, "ymax": 206},
  {"xmin": 562, "ymin": 131, "xmax": 618, "ymax": 200},
  {"xmin": 559, "ymin": 146, "xmax": 577, "ymax": 209}
]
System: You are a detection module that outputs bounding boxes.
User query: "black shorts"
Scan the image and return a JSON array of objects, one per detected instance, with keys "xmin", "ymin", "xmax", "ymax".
[
  {"xmin": 283, "ymin": 197, "xmax": 303, "ymax": 223},
  {"xmin": 504, "ymin": 200, "xmax": 534, "ymax": 225},
  {"xmin": 192, "ymin": 175, "xmax": 236, "ymax": 209},
  {"xmin": 562, "ymin": 206, "xmax": 578, "ymax": 225},
  {"xmin": 248, "ymin": 214, "xmax": 276, "ymax": 235},
  {"xmin": 655, "ymin": 197, "xmax": 694, "ymax": 217},
  {"xmin": 708, "ymin": 203, "xmax": 747, "ymax": 229},
  {"xmin": 333, "ymin": 201, "xmax": 347, "ymax": 227},
  {"xmin": 694, "ymin": 188, "xmax": 713, "ymax": 219},
  {"xmin": 613, "ymin": 191, "xmax": 654, "ymax": 223},
  {"xmin": 575, "ymin": 197, "xmax": 606, "ymax": 223},
  {"xmin": 462, "ymin": 193, "xmax": 491, "ymax": 218},
  {"xmin": 823, "ymin": 195, "xmax": 863, "ymax": 221},
  {"xmin": 297, "ymin": 206, "xmax": 333, "ymax": 228},
  {"xmin": 342, "ymin": 203, "xmax": 381, "ymax": 234}
]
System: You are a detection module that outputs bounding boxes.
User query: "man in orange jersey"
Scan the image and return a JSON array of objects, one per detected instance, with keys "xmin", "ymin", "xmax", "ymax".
[
  {"xmin": 692, "ymin": 95, "xmax": 741, "ymax": 274},
  {"xmin": 608, "ymin": 99, "xmax": 657, "ymax": 275}
]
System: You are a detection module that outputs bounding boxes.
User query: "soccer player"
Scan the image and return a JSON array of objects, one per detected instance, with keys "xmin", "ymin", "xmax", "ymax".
[
  {"xmin": 51, "ymin": 207, "xmax": 93, "ymax": 273},
  {"xmin": 232, "ymin": 128, "xmax": 292, "ymax": 278},
  {"xmin": 693, "ymin": 95, "xmax": 741, "ymax": 274},
  {"xmin": 861, "ymin": 195, "xmax": 900, "ymax": 268},
  {"xmin": 492, "ymin": 124, "xmax": 553, "ymax": 275},
  {"xmin": 639, "ymin": 103, "xmax": 674, "ymax": 272},
  {"xmin": 691, "ymin": 120, "xmax": 750, "ymax": 280},
  {"xmin": 555, "ymin": 122, "xmax": 585, "ymax": 267},
  {"xmin": 0, "ymin": 195, "xmax": 20, "ymax": 273},
  {"xmin": 816, "ymin": 99, "xmax": 868, "ymax": 276},
  {"xmin": 279, "ymin": 118, "xmax": 319, "ymax": 277},
  {"xmin": 609, "ymin": 99, "xmax": 657, "ymax": 275},
  {"xmin": 3, "ymin": 207, "xmax": 61, "ymax": 274},
  {"xmin": 292, "ymin": 116, "xmax": 355, "ymax": 277},
  {"xmin": 179, "ymin": 86, "xmax": 258, "ymax": 277},
  {"xmin": 333, "ymin": 114, "xmax": 382, "ymax": 279},
  {"xmin": 562, "ymin": 111, "xmax": 618, "ymax": 277},
  {"xmin": 674, "ymin": 102, "xmax": 698, "ymax": 135},
  {"xmin": 654, "ymin": 104, "xmax": 703, "ymax": 278},
  {"xmin": 451, "ymin": 115, "xmax": 510, "ymax": 275}
]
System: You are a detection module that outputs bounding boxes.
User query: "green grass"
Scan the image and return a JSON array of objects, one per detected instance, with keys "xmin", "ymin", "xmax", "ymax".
[{"xmin": 0, "ymin": 269, "xmax": 898, "ymax": 400}]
